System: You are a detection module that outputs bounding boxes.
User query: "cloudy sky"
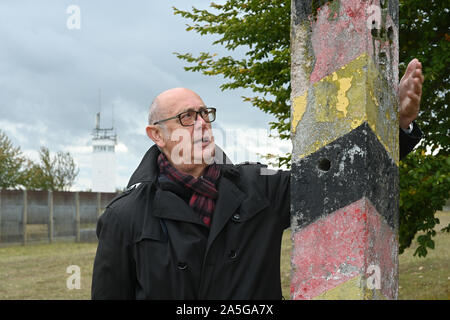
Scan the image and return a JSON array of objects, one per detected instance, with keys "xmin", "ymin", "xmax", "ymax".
[{"xmin": 0, "ymin": 0, "xmax": 291, "ymax": 191}]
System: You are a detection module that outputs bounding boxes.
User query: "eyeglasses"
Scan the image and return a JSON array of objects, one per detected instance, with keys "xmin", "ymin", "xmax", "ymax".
[{"xmin": 153, "ymin": 107, "xmax": 216, "ymax": 127}]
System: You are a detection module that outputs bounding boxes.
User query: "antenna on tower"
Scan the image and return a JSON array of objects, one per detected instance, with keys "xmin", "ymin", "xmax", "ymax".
[
  {"xmin": 95, "ymin": 112, "xmax": 100, "ymax": 129},
  {"xmin": 98, "ymin": 88, "xmax": 102, "ymax": 115},
  {"xmin": 112, "ymin": 103, "xmax": 115, "ymax": 129}
]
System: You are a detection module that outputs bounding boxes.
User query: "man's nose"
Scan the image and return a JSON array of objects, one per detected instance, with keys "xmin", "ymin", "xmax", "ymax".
[{"xmin": 194, "ymin": 113, "xmax": 207, "ymax": 128}]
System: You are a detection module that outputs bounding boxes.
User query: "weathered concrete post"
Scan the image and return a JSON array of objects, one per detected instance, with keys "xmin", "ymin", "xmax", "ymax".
[
  {"xmin": 48, "ymin": 190, "xmax": 54, "ymax": 243},
  {"xmin": 75, "ymin": 192, "xmax": 80, "ymax": 242},
  {"xmin": 0, "ymin": 190, "xmax": 2, "ymax": 243},
  {"xmin": 97, "ymin": 192, "xmax": 102, "ymax": 218},
  {"xmin": 22, "ymin": 190, "xmax": 28, "ymax": 245},
  {"xmin": 290, "ymin": 0, "xmax": 399, "ymax": 299}
]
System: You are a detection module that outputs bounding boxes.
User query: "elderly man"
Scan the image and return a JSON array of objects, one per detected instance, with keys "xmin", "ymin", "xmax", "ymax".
[{"xmin": 92, "ymin": 59, "xmax": 424, "ymax": 299}]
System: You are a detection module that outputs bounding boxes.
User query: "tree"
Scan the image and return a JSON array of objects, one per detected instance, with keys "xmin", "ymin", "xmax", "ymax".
[
  {"xmin": 0, "ymin": 131, "xmax": 79, "ymax": 191},
  {"xmin": 400, "ymin": 152, "xmax": 450, "ymax": 256},
  {"xmin": 399, "ymin": 0, "xmax": 449, "ymax": 156},
  {"xmin": 0, "ymin": 130, "xmax": 26, "ymax": 189},
  {"xmin": 22, "ymin": 146, "xmax": 79, "ymax": 191},
  {"xmin": 397, "ymin": 0, "xmax": 450, "ymax": 256},
  {"xmin": 173, "ymin": 0, "xmax": 449, "ymax": 256}
]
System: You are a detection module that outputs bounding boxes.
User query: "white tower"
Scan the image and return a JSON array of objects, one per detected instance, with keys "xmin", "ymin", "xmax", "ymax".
[{"xmin": 91, "ymin": 112, "xmax": 117, "ymax": 192}]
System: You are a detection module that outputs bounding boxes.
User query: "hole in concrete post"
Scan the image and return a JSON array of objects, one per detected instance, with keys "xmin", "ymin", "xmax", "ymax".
[
  {"xmin": 317, "ymin": 158, "xmax": 331, "ymax": 172},
  {"xmin": 371, "ymin": 27, "xmax": 379, "ymax": 38},
  {"xmin": 387, "ymin": 26, "xmax": 394, "ymax": 43}
]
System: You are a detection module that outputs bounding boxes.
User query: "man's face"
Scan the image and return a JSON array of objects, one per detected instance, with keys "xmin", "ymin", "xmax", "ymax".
[{"xmin": 151, "ymin": 88, "xmax": 215, "ymax": 169}]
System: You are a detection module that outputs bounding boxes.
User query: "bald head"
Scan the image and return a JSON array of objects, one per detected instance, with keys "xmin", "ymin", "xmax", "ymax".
[
  {"xmin": 145, "ymin": 87, "xmax": 215, "ymax": 177},
  {"xmin": 148, "ymin": 88, "xmax": 204, "ymax": 125}
]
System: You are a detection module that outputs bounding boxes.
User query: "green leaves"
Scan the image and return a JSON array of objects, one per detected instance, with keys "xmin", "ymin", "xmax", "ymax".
[
  {"xmin": 399, "ymin": 151, "xmax": 450, "ymax": 257},
  {"xmin": 399, "ymin": 0, "xmax": 449, "ymax": 156},
  {"xmin": 0, "ymin": 130, "xmax": 26, "ymax": 189},
  {"xmin": 0, "ymin": 131, "xmax": 79, "ymax": 191},
  {"xmin": 21, "ymin": 146, "xmax": 79, "ymax": 191}
]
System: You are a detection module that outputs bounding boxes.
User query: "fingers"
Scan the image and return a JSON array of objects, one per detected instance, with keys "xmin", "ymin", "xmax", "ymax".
[
  {"xmin": 401, "ymin": 59, "xmax": 424, "ymax": 91},
  {"xmin": 401, "ymin": 58, "xmax": 424, "ymax": 83},
  {"xmin": 412, "ymin": 59, "xmax": 422, "ymax": 70},
  {"xmin": 413, "ymin": 68, "xmax": 424, "ymax": 84},
  {"xmin": 413, "ymin": 77, "xmax": 422, "ymax": 96},
  {"xmin": 407, "ymin": 90, "xmax": 421, "ymax": 105},
  {"xmin": 405, "ymin": 76, "xmax": 422, "ymax": 95},
  {"xmin": 403, "ymin": 58, "xmax": 418, "ymax": 78}
]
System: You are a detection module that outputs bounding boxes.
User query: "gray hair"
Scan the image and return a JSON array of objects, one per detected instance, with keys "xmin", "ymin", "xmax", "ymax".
[
  {"xmin": 148, "ymin": 97, "xmax": 161, "ymax": 125},
  {"xmin": 148, "ymin": 97, "xmax": 169, "ymax": 139}
]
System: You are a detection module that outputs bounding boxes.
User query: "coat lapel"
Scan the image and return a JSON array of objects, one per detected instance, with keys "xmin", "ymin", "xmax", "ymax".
[
  {"xmin": 205, "ymin": 176, "xmax": 246, "ymax": 255},
  {"xmin": 151, "ymin": 188, "xmax": 206, "ymax": 227}
]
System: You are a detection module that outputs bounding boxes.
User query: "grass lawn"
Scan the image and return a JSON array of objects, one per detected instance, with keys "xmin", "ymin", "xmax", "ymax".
[
  {"xmin": 397, "ymin": 210, "xmax": 450, "ymax": 300},
  {"xmin": 0, "ymin": 241, "xmax": 97, "ymax": 299},
  {"xmin": 0, "ymin": 212, "xmax": 448, "ymax": 300}
]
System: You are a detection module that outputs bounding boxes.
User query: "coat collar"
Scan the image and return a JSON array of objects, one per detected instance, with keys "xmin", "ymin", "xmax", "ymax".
[
  {"xmin": 131, "ymin": 144, "xmax": 243, "ymax": 228},
  {"xmin": 126, "ymin": 144, "xmax": 234, "ymax": 188},
  {"xmin": 128, "ymin": 143, "xmax": 241, "ymax": 232},
  {"xmin": 152, "ymin": 188, "xmax": 205, "ymax": 226},
  {"xmin": 126, "ymin": 145, "xmax": 160, "ymax": 188}
]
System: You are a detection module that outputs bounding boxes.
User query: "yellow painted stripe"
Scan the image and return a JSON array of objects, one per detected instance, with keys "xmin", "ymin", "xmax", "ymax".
[
  {"xmin": 312, "ymin": 275, "xmax": 389, "ymax": 300},
  {"xmin": 292, "ymin": 54, "xmax": 399, "ymax": 164},
  {"xmin": 291, "ymin": 91, "xmax": 308, "ymax": 134},
  {"xmin": 333, "ymin": 73, "xmax": 352, "ymax": 117}
]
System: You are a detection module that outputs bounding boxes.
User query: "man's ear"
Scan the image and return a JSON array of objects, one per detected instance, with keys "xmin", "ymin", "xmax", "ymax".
[{"xmin": 146, "ymin": 125, "xmax": 166, "ymax": 148}]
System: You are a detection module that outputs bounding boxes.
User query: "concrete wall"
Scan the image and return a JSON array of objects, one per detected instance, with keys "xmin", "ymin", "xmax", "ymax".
[{"xmin": 0, "ymin": 190, "xmax": 118, "ymax": 245}]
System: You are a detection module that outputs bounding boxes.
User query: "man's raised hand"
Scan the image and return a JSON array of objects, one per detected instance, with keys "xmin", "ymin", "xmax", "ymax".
[{"xmin": 399, "ymin": 58, "xmax": 424, "ymax": 129}]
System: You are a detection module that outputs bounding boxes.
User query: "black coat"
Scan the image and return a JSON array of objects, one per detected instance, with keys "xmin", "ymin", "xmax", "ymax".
[{"xmin": 91, "ymin": 124, "xmax": 422, "ymax": 299}]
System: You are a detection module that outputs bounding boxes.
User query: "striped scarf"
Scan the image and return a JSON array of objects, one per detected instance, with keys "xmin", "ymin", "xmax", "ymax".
[{"xmin": 157, "ymin": 153, "xmax": 220, "ymax": 227}]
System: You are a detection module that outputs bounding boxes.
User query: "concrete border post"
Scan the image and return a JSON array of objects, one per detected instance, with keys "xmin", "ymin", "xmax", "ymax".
[
  {"xmin": 22, "ymin": 190, "xmax": 27, "ymax": 246},
  {"xmin": 75, "ymin": 192, "xmax": 80, "ymax": 242},
  {"xmin": 290, "ymin": 0, "xmax": 399, "ymax": 300},
  {"xmin": 0, "ymin": 190, "xmax": 2, "ymax": 243},
  {"xmin": 97, "ymin": 192, "xmax": 102, "ymax": 218},
  {"xmin": 48, "ymin": 190, "xmax": 54, "ymax": 243}
]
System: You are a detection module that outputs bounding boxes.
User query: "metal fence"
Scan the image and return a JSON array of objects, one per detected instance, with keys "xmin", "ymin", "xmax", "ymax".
[{"xmin": 0, "ymin": 190, "xmax": 118, "ymax": 245}]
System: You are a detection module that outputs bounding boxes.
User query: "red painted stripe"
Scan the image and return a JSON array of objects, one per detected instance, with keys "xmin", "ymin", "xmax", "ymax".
[
  {"xmin": 309, "ymin": 0, "xmax": 398, "ymax": 86},
  {"xmin": 291, "ymin": 198, "xmax": 397, "ymax": 300}
]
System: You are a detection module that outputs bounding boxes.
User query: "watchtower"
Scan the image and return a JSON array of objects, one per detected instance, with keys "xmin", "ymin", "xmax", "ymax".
[{"xmin": 91, "ymin": 112, "xmax": 117, "ymax": 192}]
